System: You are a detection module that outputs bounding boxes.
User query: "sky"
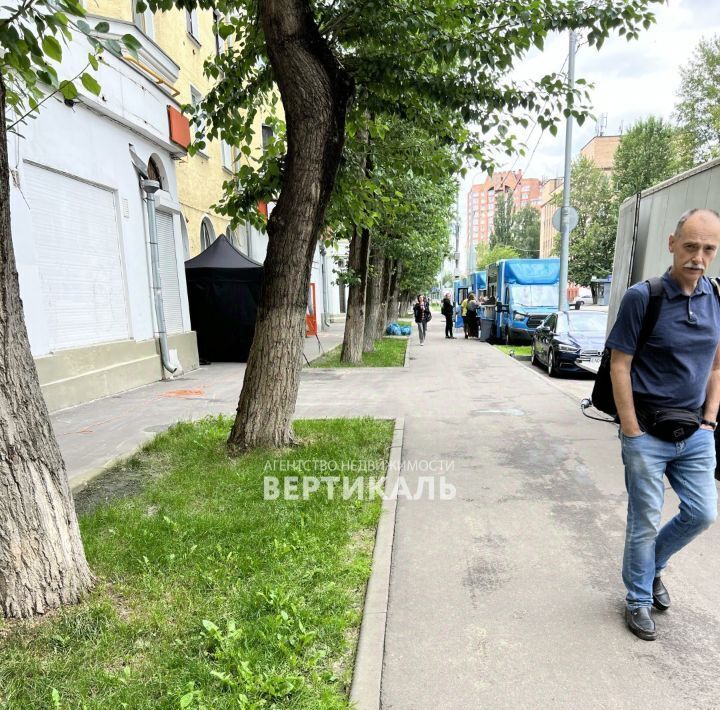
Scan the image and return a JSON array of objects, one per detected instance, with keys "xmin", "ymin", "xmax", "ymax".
[{"xmin": 459, "ymin": 0, "xmax": 720, "ymax": 215}]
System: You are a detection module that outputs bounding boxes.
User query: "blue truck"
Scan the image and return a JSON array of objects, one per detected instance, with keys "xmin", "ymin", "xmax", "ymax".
[
  {"xmin": 484, "ymin": 259, "xmax": 560, "ymax": 344},
  {"xmin": 454, "ymin": 272, "xmax": 487, "ymax": 328}
]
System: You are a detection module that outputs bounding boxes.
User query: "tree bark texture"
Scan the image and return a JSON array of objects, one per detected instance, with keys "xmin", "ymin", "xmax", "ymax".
[
  {"xmin": 340, "ymin": 225, "xmax": 370, "ymax": 363},
  {"xmin": 376, "ymin": 255, "xmax": 393, "ymax": 338},
  {"xmin": 228, "ymin": 0, "xmax": 353, "ymax": 450},
  {"xmin": 388, "ymin": 260, "xmax": 402, "ymax": 322},
  {"xmin": 362, "ymin": 244, "xmax": 384, "ymax": 352},
  {"xmin": 0, "ymin": 74, "xmax": 93, "ymax": 619}
]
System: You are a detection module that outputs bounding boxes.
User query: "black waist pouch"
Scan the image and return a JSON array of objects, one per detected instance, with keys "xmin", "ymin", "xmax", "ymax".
[{"xmin": 636, "ymin": 401, "xmax": 702, "ymax": 443}]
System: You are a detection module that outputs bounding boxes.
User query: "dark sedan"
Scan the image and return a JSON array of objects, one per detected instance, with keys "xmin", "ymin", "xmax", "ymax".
[{"xmin": 531, "ymin": 310, "xmax": 607, "ymax": 376}]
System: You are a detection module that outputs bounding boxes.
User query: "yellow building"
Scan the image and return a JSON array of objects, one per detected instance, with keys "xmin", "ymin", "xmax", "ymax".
[
  {"xmin": 538, "ymin": 136, "xmax": 622, "ymax": 258},
  {"xmin": 94, "ymin": 1, "xmax": 268, "ymax": 257},
  {"xmin": 580, "ymin": 135, "xmax": 621, "ymax": 175}
]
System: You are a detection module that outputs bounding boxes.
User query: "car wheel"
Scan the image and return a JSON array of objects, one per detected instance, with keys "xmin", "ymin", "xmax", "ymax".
[
  {"xmin": 547, "ymin": 349, "xmax": 558, "ymax": 377},
  {"xmin": 504, "ymin": 327, "xmax": 511, "ymax": 345}
]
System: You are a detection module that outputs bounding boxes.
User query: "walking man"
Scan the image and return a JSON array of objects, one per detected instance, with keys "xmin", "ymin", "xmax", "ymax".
[{"xmin": 608, "ymin": 208, "xmax": 720, "ymax": 641}]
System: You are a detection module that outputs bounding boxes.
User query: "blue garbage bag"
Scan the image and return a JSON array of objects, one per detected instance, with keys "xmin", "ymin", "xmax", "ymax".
[
  {"xmin": 386, "ymin": 322, "xmax": 402, "ymax": 336},
  {"xmin": 399, "ymin": 325, "xmax": 412, "ymax": 336}
]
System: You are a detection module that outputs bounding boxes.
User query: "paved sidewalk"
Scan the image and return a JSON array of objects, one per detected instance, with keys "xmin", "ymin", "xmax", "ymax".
[
  {"xmin": 55, "ymin": 320, "xmax": 720, "ymax": 707},
  {"xmin": 299, "ymin": 330, "xmax": 720, "ymax": 708},
  {"xmin": 54, "ymin": 326, "xmax": 343, "ymax": 486}
]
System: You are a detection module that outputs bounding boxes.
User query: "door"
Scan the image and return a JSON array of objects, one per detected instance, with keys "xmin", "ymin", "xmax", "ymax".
[
  {"xmin": 25, "ymin": 163, "xmax": 129, "ymax": 350},
  {"xmin": 306, "ymin": 283, "xmax": 317, "ymax": 336},
  {"xmin": 541, "ymin": 314, "xmax": 556, "ymax": 360},
  {"xmin": 155, "ymin": 211, "xmax": 184, "ymax": 334}
]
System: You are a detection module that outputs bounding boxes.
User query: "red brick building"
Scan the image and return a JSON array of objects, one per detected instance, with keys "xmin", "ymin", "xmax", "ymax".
[{"xmin": 466, "ymin": 171, "xmax": 542, "ymax": 255}]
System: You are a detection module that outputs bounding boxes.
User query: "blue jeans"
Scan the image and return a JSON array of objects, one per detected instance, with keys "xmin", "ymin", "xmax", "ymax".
[{"xmin": 620, "ymin": 428, "xmax": 717, "ymax": 610}]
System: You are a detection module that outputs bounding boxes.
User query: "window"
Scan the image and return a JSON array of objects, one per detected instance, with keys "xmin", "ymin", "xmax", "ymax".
[
  {"xmin": 261, "ymin": 124, "xmax": 273, "ymax": 150},
  {"xmin": 200, "ymin": 218, "xmax": 215, "ymax": 250},
  {"xmin": 132, "ymin": 1, "xmax": 154, "ymax": 37},
  {"xmin": 220, "ymin": 140, "xmax": 233, "ymax": 170},
  {"xmin": 186, "ymin": 8, "xmax": 199, "ymax": 41},
  {"xmin": 213, "ymin": 9, "xmax": 224, "ymax": 55},
  {"xmin": 190, "ymin": 86, "xmax": 206, "ymax": 151},
  {"xmin": 147, "ymin": 157, "xmax": 163, "ymax": 189}
]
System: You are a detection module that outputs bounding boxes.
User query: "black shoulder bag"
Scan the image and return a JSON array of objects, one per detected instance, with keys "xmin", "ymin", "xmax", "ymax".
[{"xmin": 591, "ymin": 278, "xmax": 664, "ymax": 417}]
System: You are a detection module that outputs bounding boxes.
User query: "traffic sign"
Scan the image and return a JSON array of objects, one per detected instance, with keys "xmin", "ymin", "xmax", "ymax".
[{"xmin": 552, "ymin": 206, "xmax": 579, "ymax": 232}]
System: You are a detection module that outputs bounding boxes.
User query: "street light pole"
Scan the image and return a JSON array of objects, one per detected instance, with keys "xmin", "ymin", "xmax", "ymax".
[{"xmin": 559, "ymin": 29, "xmax": 576, "ymax": 313}]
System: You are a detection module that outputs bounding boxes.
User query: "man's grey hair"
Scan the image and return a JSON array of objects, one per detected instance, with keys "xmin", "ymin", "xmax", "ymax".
[{"xmin": 673, "ymin": 208, "xmax": 720, "ymax": 238}]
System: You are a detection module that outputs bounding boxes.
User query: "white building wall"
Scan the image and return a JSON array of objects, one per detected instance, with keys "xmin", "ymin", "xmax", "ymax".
[
  {"xmin": 326, "ymin": 240, "xmax": 348, "ymax": 317},
  {"xmin": 8, "ymin": 30, "xmax": 190, "ymax": 358},
  {"xmin": 6, "ymin": 22, "xmax": 198, "ymax": 412}
]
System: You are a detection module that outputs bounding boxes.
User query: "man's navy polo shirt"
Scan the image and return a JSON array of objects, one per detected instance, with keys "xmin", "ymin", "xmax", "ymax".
[{"xmin": 606, "ymin": 270, "xmax": 720, "ymax": 409}]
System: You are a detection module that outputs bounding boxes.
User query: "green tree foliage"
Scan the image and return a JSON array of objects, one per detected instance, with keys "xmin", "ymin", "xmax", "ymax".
[
  {"xmin": 612, "ymin": 116, "xmax": 682, "ymax": 202},
  {"xmin": 476, "ymin": 243, "xmax": 520, "ymax": 270},
  {"xmin": 143, "ymin": 0, "xmax": 665, "ymax": 232},
  {"xmin": 554, "ymin": 156, "xmax": 616, "ymax": 285},
  {"xmin": 510, "ymin": 205, "xmax": 541, "ymax": 258},
  {"xmin": 384, "ymin": 172, "xmax": 456, "ymax": 296},
  {"xmin": 1, "ymin": 1, "xmax": 141, "ymax": 130},
  {"xmin": 675, "ymin": 35, "xmax": 720, "ymax": 166},
  {"xmin": 489, "ymin": 192, "xmax": 515, "ymax": 248}
]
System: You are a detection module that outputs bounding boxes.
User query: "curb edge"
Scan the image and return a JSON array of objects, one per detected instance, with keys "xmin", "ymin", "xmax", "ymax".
[{"xmin": 349, "ymin": 416, "xmax": 404, "ymax": 710}]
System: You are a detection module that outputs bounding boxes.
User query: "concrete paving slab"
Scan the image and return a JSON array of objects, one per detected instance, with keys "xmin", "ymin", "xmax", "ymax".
[{"xmin": 56, "ymin": 327, "xmax": 344, "ymax": 486}]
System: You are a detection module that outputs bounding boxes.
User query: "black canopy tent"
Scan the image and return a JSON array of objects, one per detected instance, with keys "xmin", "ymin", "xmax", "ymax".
[{"xmin": 184, "ymin": 235, "xmax": 263, "ymax": 362}]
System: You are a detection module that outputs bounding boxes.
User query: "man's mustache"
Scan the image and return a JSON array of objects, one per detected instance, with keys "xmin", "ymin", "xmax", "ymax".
[{"xmin": 683, "ymin": 261, "xmax": 705, "ymax": 271}]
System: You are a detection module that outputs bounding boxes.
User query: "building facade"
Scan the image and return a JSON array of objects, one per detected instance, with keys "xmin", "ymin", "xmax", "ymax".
[
  {"xmin": 466, "ymin": 171, "xmax": 541, "ymax": 250},
  {"xmin": 538, "ymin": 135, "xmax": 621, "ymax": 258},
  {"xmin": 9, "ymin": 18, "xmax": 198, "ymax": 412},
  {"xmin": 580, "ymin": 135, "xmax": 620, "ymax": 174},
  {"xmin": 539, "ymin": 178, "xmax": 564, "ymax": 258},
  {"xmin": 466, "ymin": 170, "xmax": 542, "ymax": 271}
]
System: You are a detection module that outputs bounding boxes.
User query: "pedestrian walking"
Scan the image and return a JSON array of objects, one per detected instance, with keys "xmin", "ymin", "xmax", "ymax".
[
  {"xmin": 608, "ymin": 208, "xmax": 720, "ymax": 641},
  {"xmin": 466, "ymin": 293, "xmax": 479, "ymax": 338},
  {"xmin": 413, "ymin": 294, "xmax": 432, "ymax": 346},
  {"xmin": 441, "ymin": 292, "xmax": 455, "ymax": 339}
]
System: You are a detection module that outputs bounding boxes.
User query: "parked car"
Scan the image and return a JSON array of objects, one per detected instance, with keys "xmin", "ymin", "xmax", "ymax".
[
  {"xmin": 531, "ymin": 309, "xmax": 607, "ymax": 376},
  {"xmin": 573, "ymin": 286, "xmax": 593, "ymax": 309}
]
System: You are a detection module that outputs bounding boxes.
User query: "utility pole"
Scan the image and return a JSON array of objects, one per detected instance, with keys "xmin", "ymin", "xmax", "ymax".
[{"xmin": 559, "ymin": 29, "xmax": 575, "ymax": 313}]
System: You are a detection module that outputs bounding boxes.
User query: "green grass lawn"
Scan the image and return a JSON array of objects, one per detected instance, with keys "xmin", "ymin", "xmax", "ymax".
[
  {"xmin": 309, "ymin": 337, "xmax": 407, "ymax": 368},
  {"xmin": 0, "ymin": 417, "xmax": 394, "ymax": 709},
  {"xmin": 495, "ymin": 344, "xmax": 533, "ymax": 357}
]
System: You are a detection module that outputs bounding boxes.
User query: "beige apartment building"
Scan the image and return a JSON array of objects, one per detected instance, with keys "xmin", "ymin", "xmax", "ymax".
[{"xmin": 538, "ymin": 135, "xmax": 621, "ymax": 257}]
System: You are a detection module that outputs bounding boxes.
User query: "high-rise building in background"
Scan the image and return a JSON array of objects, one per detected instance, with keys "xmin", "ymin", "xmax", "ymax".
[{"xmin": 465, "ymin": 171, "xmax": 542, "ymax": 271}]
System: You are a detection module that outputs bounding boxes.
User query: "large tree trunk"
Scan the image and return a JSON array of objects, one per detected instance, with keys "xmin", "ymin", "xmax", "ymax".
[
  {"xmin": 228, "ymin": 0, "xmax": 353, "ymax": 450},
  {"xmin": 362, "ymin": 244, "xmax": 384, "ymax": 352},
  {"xmin": 388, "ymin": 261, "xmax": 402, "ymax": 321},
  {"xmin": 0, "ymin": 74, "xmax": 93, "ymax": 619},
  {"xmin": 340, "ymin": 225, "xmax": 370, "ymax": 363},
  {"xmin": 376, "ymin": 255, "xmax": 393, "ymax": 337}
]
